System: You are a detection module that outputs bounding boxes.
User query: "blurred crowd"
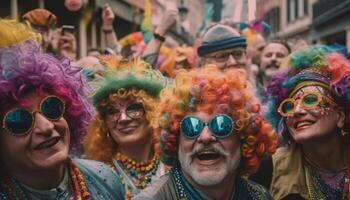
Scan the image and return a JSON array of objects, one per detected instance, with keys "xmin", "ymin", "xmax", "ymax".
[{"xmin": 1, "ymin": 1, "xmax": 350, "ymax": 200}]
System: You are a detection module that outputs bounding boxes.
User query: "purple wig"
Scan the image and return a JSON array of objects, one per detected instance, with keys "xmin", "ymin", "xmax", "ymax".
[{"xmin": 0, "ymin": 40, "xmax": 94, "ymax": 153}]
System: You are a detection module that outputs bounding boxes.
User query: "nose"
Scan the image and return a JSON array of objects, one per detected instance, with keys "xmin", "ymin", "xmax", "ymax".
[
  {"xmin": 197, "ymin": 126, "xmax": 216, "ymax": 144},
  {"xmin": 32, "ymin": 112, "xmax": 55, "ymax": 136},
  {"xmin": 118, "ymin": 110, "xmax": 132, "ymax": 123},
  {"xmin": 271, "ymin": 54, "xmax": 277, "ymax": 61},
  {"xmin": 226, "ymin": 55, "xmax": 238, "ymax": 66},
  {"xmin": 292, "ymin": 100, "xmax": 307, "ymax": 117}
]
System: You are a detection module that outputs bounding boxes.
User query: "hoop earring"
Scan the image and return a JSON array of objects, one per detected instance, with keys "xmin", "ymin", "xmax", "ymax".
[{"xmin": 341, "ymin": 128, "xmax": 348, "ymax": 136}]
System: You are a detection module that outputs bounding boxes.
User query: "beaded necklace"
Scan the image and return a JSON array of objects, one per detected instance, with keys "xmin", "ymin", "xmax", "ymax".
[
  {"xmin": 113, "ymin": 151, "xmax": 160, "ymax": 200},
  {"xmin": 170, "ymin": 167, "xmax": 268, "ymax": 200},
  {"xmin": 0, "ymin": 159, "xmax": 91, "ymax": 200},
  {"xmin": 305, "ymin": 160, "xmax": 350, "ymax": 200}
]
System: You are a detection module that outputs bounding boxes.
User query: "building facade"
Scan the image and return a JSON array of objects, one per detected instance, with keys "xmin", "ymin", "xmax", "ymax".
[
  {"xmin": 1, "ymin": 0, "xmax": 203, "ymax": 57},
  {"xmin": 257, "ymin": 0, "xmax": 350, "ymax": 52}
]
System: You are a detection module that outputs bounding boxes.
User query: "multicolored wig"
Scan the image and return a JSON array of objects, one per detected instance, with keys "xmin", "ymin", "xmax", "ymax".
[
  {"xmin": 0, "ymin": 40, "xmax": 93, "ymax": 153},
  {"xmin": 240, "ymin": 19, "xmax": 270, "ymax": 45},
  {"xmin": 84, "ymin": 55, "xmax": 167, "ymax": 162},
  {"xmin": 158, "ymin": 65, "xmax": 277, "ymax": 174},
  {"xmin": 159, "ymin": 45, "xmax": 197, "ymax": 78},
  {"xmin": 0, "ymin": 19, "xmax": 41, "ymax": 48},
  {"xmin": 266, "ymin": 45, "xmax": 350, "ymax": 141}
]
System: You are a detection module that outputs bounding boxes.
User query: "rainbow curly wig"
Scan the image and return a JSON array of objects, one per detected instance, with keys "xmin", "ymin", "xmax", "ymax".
[
  {"xmin": 84, "ymin": 55, "xmax": 167, "ymax": 162},
  {"xmin": 266, "ymin": 45, "xmax": 350, "ymax": 140},
  {"xmin": 158, "ymin": 65, "xmax": 277, "ymax": 174},
  {"xmin": 159, "ymin": 45, "xmax": 197, "ymax": 78},
  {"xmin": 0, "ymin": 39, "xmax": 94, "ymax": 152}
]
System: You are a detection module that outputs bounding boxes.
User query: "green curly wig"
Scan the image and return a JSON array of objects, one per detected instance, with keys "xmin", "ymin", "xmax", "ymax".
[{"xmin": 91, "ymin": 56, "xmax": 167, "ymax": 106}]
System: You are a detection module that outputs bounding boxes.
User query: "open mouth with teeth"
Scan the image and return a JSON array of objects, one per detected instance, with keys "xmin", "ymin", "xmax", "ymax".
[
  {"xmin": 35, "ymin": 137, "xmax": 60, "ymax": 150},
  {"xmin": 195, "ymin": 151, "xmax": 222, "ymax": 161},
  {"xmin": 266, "ymin": 64, "xmax": 280, "ymax": 69}
]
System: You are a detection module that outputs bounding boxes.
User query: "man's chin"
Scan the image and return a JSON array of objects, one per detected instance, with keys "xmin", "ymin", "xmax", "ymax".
[{"xmin": 190, "ymin": 168, "xmax": 227, "ymax": 186}]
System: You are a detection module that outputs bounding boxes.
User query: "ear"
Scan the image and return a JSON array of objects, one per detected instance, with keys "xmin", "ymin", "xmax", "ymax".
[{"xmin": 336, "ymin": 109, "xmax": 346, "ymax": 129}]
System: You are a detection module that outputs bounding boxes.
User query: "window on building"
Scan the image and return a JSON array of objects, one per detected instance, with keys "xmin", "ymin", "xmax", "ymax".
[
  {"xmin": 290, "ymin": 0, "xmax": 295, "ymax": 21},
  {"xmin": 0, "ymin": 0, "xmax": 11, "ymax": 18},
  {"xmin": 287, "ymin": 0, "xmax": 291, "ymax": 22},
  {"xmin": 265, "ymin": 7, "xmax": 280, "ymax": 34},
  {"xmin": 303, "ymin": 0, "xmax": 308, "ymax": 15},
  {"xmin": 294, "ymin": 0, "xmax": 299, "ymax": 19}
]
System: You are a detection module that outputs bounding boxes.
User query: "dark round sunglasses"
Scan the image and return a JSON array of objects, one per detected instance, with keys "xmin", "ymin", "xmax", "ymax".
[
  {"xmin": 180, "ymin": 114, "xmax": 235, "ymax": 139},
  {"xmin": 2, "ymin": 96, "xmax": 65, "ymax": 136}
]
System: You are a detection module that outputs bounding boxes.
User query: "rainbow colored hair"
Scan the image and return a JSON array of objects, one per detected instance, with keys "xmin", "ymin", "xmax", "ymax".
[
  {"xmin": 266, "ymin": 45, "xmax": 350, "ymax": 137},
  {"xmin": 158, "ymin": 65, "xmax": 277, "ymax": 174},
  {"xmin": 159, "ymin": 45, "xmax": 197, "ymax": 77},
  {"xmin": 0, "ymin": 40, "xmax": 93, "ymax": 153}
]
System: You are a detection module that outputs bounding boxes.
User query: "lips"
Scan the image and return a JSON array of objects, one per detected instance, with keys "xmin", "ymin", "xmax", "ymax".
[
  {"xmin": 118, "ymin": 126, "xmax": 138, "ymax": 133},
  {"xmin": 294, "ymin": 120, "xmax": 315, "ymax": 130},
  {"xmin": 34, "ymin": 137, "xmax": 60, "ymax": 150},
  {"xmin": 266, "ymin": 63, "xmax": 280, "ymax": 69}
]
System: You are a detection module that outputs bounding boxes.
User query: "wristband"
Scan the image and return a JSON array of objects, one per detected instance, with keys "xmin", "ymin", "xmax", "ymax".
[{"xmin": 153, "ymin": 32, "xmax": 165, "ymax": 42}]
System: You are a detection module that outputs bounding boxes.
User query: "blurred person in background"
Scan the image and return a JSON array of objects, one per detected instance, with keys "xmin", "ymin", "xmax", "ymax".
[
  {"xmin": 56, "ymin": 25, "xmax": 78, "ymax": 61},
  {"xmin": 142, "ymin": 1, "xmax": 178, "ymax": 67},
  {"xmin": 198, "ymin": 24, "xmax": 248, "ymax": 71},
  {"xmin": 64, "ymin": 0, "xmax": 84, "ymax": 12},
  {"xmin": 158, "ymin": 45, "xmax": 196, "ymax": 78},
  {"xmin": 101, "ymin": 4, "xmax": 120, "ymax": 54},
  {"xmin": 256, "ymin": 41, "xmax": 291, "ymax": 102},
  {"xmin": 22, "ymin": 8, "xmax": 57, "ymax": 53}
]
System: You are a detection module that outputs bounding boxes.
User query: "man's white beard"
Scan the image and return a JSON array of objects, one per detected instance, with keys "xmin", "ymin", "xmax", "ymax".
[{"xmin": 178, "ymin": 143, "xmax": 241, "ymax": 186}]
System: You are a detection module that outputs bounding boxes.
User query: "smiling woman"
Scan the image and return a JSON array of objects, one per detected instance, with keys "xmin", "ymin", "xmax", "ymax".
[
  {"xmin": 0, "ymin": 19, "xmax": 124, "ymax": 200},
  {"xmin": 83, "ymin": 55, "xmax": 168, "ymax": 199},
  {"xmin": 265, "ymin": 45, "xmax": 350, "ymax": 200}
]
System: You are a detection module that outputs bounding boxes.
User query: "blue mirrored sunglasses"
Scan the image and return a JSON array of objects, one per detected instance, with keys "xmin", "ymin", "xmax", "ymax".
[
  {"xmin": 2, "ymin": 96, "xmax": 65, "ymax": 136},
  {"xmin": 180, "ymin": 114, "xmax": 235, "ymax": 139}
]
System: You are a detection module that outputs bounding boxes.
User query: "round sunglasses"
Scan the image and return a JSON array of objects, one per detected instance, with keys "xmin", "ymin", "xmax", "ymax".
[
  {"xmin": 2, "ymin": 96, "xmax": 65, "ymax": 136},
  {"xmin": 278, "ymin": 92, "xmax": 337, "ymax": 117},
  {"xmin": 180, "ymin": 114, "xmax": 235, "ymax": 139},
  {"xmin": 103, "ymin": 102, "xmax": 144, "ymax": 120}
]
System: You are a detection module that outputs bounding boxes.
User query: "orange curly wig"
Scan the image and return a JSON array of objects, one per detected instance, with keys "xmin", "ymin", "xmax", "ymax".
[
  {"xmin": 84, "ymin": 89, "xmax": 160, "ymax": 163},
  {"xmin": 83, "ymin": 56, "xmax": 166, "ymax": 163},
  {"xmin": 158, "ymin": 65, "xmax": 278, "ymax": 174}
]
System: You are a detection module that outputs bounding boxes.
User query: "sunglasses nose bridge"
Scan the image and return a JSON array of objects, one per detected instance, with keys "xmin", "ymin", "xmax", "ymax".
[
  {"xmin": 33, "ymin": 112, "xmax": 55, "ymax": 134},
  {"xmin": 118, "ymin": 109, "xmax": 133, "ymax": 121},
  {"xmin": 197, "ymin": 123, "xmax": 216, "ymax": 143}
]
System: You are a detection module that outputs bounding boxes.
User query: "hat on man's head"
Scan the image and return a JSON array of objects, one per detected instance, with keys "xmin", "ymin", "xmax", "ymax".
[
  {"xmin": 23, "ymin": 9, "xmax": 57, "ymax": 28},
  {"xmin": 198, "ymin": 24, "xmax": 247, "ymax": 57}
]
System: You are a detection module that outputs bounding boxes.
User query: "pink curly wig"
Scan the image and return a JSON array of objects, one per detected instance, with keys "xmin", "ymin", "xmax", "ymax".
[
  {"xmin": 0, "ymin": 40, "xmax": 93, "ymax": 153},
  {"xmin": 158, "ymin": 65, "xmax": 278, "ymax": 174}
]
